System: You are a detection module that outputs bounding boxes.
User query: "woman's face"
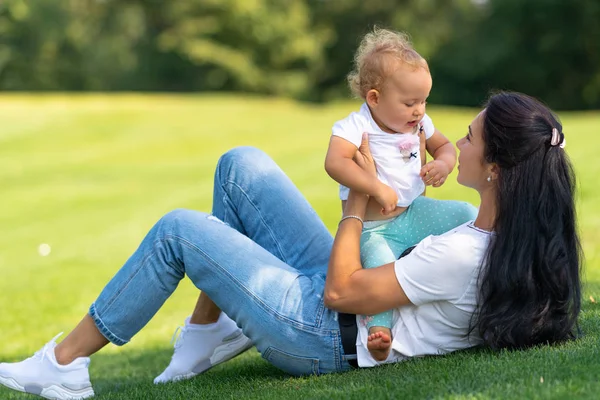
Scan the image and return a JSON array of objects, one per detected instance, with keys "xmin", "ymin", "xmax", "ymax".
[{"xmin": 456, "ymin": 110, "xmax": 490, "ymax": 190}]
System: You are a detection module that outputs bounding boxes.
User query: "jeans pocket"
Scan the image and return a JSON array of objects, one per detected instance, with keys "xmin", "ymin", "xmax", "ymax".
[{"xmin": 262, "ymin": 346, "xmax": 320, "ymax": 376}]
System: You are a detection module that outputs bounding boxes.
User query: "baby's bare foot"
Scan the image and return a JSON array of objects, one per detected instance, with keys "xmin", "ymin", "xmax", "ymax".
[{"xmin": 367, "ymin": 328, "xmax": 392, "ymax": 361}]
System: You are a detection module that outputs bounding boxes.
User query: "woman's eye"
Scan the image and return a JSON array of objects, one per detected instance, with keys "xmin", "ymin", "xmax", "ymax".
[{"xmin": 465, "ymin": 133, "xmax": 471, "ymax": 142}]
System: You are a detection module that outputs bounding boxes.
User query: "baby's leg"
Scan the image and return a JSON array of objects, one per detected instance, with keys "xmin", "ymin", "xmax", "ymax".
[
  {"xmin": 360, "ymin": 199, "xmax": 476, "ymax": 361},
  {"xmin": 392, "ymin": 196, "xmax": 478, "ymax": 246},
  {"xmin": 360, "ymin": 226, "xmax": 397, "ymax": 361}
]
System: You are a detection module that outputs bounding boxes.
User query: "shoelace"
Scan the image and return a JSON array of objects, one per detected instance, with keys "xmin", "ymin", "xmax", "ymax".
[
  {"xmin": 170, "ymin": 326, "xmax": 187, "ymax": 352},
  {"xmin": 33, "ymin": 332, "xmax": 63, "ymax": 364}
]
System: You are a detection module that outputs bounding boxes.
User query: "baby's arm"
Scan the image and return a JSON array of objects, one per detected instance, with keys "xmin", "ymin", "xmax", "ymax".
[
  {"xmin": 325, "ymin": 136, "xmax": 397, "ymax": 214},
  {"xmin": 419, "ymin": 130, "xmax": 456, "ymax": 187}
]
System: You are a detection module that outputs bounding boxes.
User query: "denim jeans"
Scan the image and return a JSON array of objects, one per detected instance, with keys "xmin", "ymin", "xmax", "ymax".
[{"xmin": 88, "ymin": 147, "xmax": 354, "ymax": 376}]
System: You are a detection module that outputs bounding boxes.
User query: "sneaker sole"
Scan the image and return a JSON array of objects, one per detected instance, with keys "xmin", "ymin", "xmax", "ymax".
[
  {"xmin": 188, "ymin": 334, "xmax": 254, "ymax": 377},
  {"xmin": 210, "ymin": 334, "xmax": 253, "ymax": 366},
  {"xmin": 0, "ymin": 375, "xmax": 94, "ymax": 400},
  {"xmin": 157, "ymin": 334, "xmax": 253, "ymax": 384}
]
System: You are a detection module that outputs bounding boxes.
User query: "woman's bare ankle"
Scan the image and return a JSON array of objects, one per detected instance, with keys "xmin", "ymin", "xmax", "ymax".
[
  {"xmin": 189, "ymin": 293, "xmax": 222, "ymax": 324},
  {"xmin": 54, "ymin": 314, "xmax": 109, "ymax": 365}
]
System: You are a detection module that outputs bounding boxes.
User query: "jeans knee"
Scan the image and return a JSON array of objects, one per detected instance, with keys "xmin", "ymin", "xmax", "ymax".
[
  {"xmin": 158, "ymin": 208, "xmax": 195, "ymax": 232},
  {"xmin": 217, "ymin": 146, "xmax": 278, "ymax": 183},
  {"xmin": 219, "ymin": 146, "xmax": 267, "ymax": 170}
]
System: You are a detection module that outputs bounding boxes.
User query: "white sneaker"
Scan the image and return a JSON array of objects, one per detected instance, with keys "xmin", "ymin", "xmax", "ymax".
[
  {"xmin": 154, "ymin": 313, "xmax": 253, "ymax": 384},
  {"xmin": 0, "ymin": 333, "xmax": 94, "ymax": 399}
]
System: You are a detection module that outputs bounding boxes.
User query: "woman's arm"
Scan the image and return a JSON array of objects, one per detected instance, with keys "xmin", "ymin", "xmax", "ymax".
[{"xmin": 324, "ymin": 135, "xmax": 412, "ymax": 315}]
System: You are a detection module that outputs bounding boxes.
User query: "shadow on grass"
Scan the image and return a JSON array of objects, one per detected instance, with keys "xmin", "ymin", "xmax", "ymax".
[
  {"xmin": 90, "ymin": 332, "xmax": 599, "ymax": 400},
  {"xmin": 1, "ymin": 329, "xmax": 599, "ymax": 399},
  {"xmin": 0, "ymin": 346, "xmax": 285, "ymax": 400},
  {"xmin": 90, "ymin": 346, "xmax": 292, "ymax": 399}
]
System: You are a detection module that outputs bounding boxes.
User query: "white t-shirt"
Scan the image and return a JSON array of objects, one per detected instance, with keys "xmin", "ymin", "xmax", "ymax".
[
  {"xmin": 355, "ymin": 221, "xmax": 491, "ymax": 367},
  {"xmin": 332, "ymin": 103, "xmax": 435, "ymax": 207}
]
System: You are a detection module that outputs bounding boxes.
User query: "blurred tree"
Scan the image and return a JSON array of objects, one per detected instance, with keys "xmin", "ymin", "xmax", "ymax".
[
  {"xmin": 0, "ymin": 0, "xmax": 160, "ymax": 90},
  {"xmin": 307, "ymin": 0, "xmax": 475, "ymax": 101},
  {"xmin": 429, "ymin": 0, "xmax": 600, "ymax": 109},
  {"xmin": 0, "ymin": 0, "xmax": 597, "ymax": 109},
  {"xmin": 0, "ymin": 0, "xmax": 79, "ymax": 90},
  {"xmin": 157, "ymin": 0, "xmax": 331, "ymax": 97}
]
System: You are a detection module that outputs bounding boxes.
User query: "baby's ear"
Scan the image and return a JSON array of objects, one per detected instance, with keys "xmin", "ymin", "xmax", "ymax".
[{"xmin": 365, "ymin": 89, "xmax": 380, "ymax": 107}]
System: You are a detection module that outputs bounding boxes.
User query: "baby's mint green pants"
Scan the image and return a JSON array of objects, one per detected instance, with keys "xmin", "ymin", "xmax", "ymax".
[{"xmin": 359, "ymin": 196, "xmax": 478, "ymax": 331}]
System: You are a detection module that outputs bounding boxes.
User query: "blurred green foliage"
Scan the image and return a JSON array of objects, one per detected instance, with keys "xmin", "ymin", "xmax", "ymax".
[{"xmin": 0, "ymin": 0, "xmax": 598, "ymax": 109}]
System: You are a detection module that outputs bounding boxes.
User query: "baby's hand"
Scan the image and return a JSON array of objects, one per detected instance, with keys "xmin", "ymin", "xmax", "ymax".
[
  {"xmin": 420, "ymin": 160, "xmax": 450, "ymax": 187},
  {"xmin": 374, "ymin": 183, "xmax": 398, "ymax": 215}
]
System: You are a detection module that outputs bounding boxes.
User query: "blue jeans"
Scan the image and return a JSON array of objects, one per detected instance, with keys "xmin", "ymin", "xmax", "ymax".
[{"xmin": 88, "ymin": 147, "xmax": 353, "ymax": 376}]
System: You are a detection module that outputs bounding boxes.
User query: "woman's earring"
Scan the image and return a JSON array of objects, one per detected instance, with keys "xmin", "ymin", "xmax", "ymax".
[{"xmin": 487, "ymin": 176, "xmax": 492, "ymax": 182}]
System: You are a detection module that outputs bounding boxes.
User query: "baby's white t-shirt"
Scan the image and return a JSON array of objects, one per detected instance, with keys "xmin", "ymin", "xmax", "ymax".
[
  {"xmin": 331, "ymin": 103, "xmax": 435, "ymax": 207},
  {"xmin": 355, "ymin": 221, "xmax": 491, "ymax": 367}
]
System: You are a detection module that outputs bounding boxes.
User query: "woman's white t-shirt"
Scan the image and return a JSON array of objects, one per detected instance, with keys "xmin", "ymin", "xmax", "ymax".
[
  {"xmin": 355, "ymin": 221, "xmax": 491, "ymax": 367},
  {"xmin": 332, "ymin": 103, "xmax": 435, "ymax": 207}
]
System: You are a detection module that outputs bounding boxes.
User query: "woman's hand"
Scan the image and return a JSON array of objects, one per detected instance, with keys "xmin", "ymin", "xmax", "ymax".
[
  {"xmin": 343, "ymin": 133, "xmax": 374, "ymax": 217},
  {"xmin": 353, "ymin": 133, "xmax": 397, "ymax": 215},
  {"xmin": 353, "ymin": 133, "xmax": 377, "ymax": 177}
]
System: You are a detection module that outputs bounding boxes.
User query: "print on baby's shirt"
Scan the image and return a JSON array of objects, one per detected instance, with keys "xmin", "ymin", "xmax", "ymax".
[{"xmin": 398, "ymin": 135, "xmax": 420, "ymax": 162}]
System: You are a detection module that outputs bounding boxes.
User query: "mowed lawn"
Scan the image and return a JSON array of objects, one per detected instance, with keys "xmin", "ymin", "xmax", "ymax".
[{"xmin": 0, "ymin": 94, "xmax": 598, "ymax": 399}]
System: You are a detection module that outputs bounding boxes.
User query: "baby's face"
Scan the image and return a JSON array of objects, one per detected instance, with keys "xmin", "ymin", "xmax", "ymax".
[{"xmin": 375, "ymin": 65, "xmax": 432, "ymax": 133}]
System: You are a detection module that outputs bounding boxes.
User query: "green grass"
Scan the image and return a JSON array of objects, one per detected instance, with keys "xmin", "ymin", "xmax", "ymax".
[{"xmin": 0, "ymin": 94, "xmax": 598, "ymax": 399}]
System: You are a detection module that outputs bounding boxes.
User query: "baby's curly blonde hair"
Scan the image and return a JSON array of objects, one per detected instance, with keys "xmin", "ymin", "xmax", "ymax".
[{"xmin": 348, "ymin": 28, "xmax": 429, "ymax": 99}]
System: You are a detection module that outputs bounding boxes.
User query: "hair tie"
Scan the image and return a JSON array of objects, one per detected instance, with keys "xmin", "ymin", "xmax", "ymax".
[{"xmin": 550, "ymin": 128, "xmax": 566, "ymax": 149}]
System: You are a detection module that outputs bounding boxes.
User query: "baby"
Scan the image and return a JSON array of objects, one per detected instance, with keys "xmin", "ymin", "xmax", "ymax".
[{"xmin": 324, "ymin": 28, "xmax": 456, "ymax": 362}]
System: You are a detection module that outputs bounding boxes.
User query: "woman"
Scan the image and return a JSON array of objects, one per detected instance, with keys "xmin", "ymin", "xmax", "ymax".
[{"xmin": 0, "ymin": 92, "xmax": 581, "ymax": 400}]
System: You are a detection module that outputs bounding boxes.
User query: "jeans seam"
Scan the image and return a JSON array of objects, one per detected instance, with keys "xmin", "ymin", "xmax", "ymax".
[
  {"xmin": 314, "ymin": 298, "xmax": 325, "ymax": 327},
  {"xmin": 221, "ymin": 179, "xmax": 288, "ymax": 264},
  {"xmin": 96, "ymin": 237, "xmax": 177, "ymax": 316},
  {"xmin": 98, "ymin": 244, "xmax": 156, "ymax": 312},
  {"xmin": 166, "ymin": 233, "xmax": 332, "ymax": 334},
  {"xmin": 89, "ymin": 303, "xmax": 128, "ymax": 346},
  {"xmin": 332, "ymin": 330, "xmax": 341, "ymax": 371},
  {"xmin": 220, "ymin": 195, "xmax": 234, "ymax": 227}
]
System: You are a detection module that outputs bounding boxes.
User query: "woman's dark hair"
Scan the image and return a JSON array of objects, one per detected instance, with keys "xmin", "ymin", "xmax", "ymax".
[{"xmin": 473, "ymin": 91, "xmax": 582, "ymax": 349}]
